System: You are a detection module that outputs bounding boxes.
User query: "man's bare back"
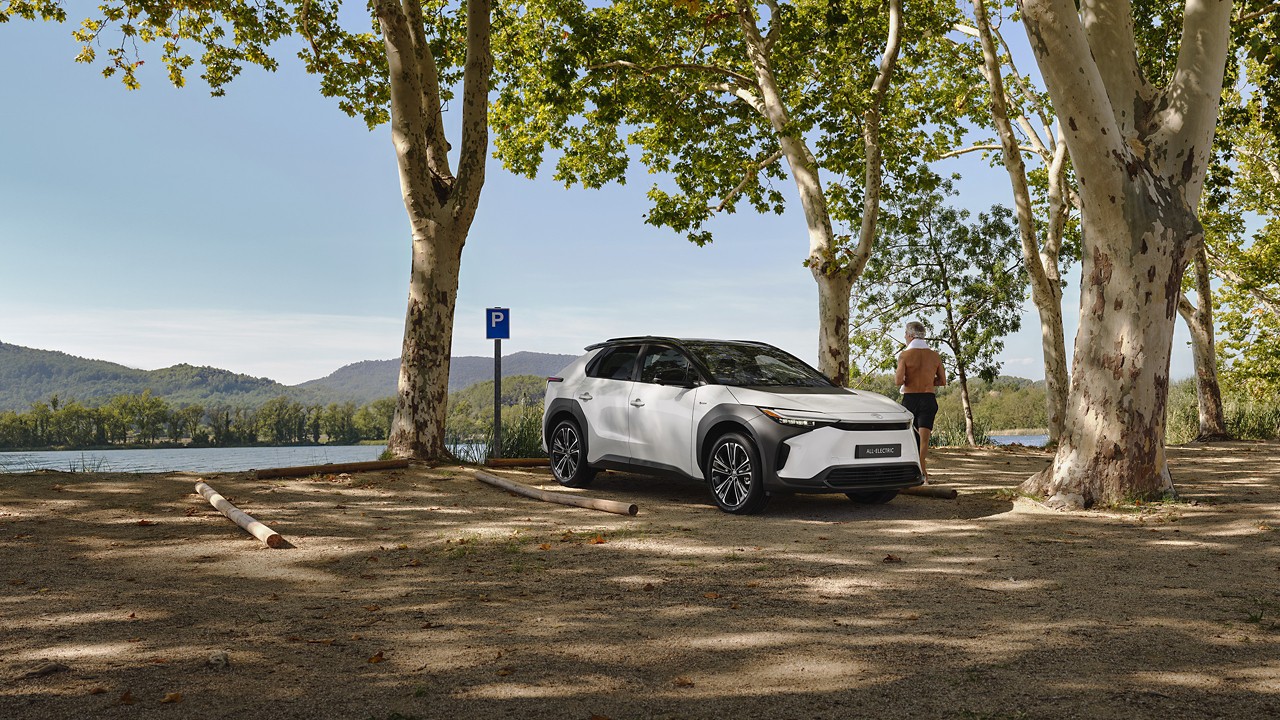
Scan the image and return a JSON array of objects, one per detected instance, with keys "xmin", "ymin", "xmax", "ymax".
[{"xmin": 896, "ymin": 347, "xmax": 946, "ymax": 393}]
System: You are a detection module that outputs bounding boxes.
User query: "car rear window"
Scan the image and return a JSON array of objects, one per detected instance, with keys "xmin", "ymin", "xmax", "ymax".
[{"xmin": 586, "ymin": 345, "xmax": 642, "ymax": 380}]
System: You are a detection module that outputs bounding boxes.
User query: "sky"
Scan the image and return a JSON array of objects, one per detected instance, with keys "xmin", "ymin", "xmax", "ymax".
[{"xmin": 0, "ymin": 19, "xmax": 1195, "ymax": 387}]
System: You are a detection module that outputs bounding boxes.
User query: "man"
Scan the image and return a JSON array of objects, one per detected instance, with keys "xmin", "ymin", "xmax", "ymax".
[{"xmin": 894, "ymin": 321, "xmax": 947, "ymax": 483}]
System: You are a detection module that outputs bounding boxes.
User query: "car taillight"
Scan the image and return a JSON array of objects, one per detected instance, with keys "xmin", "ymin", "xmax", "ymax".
[{"xmin": 547, "ymin": 376, "xmax": 563, "ymax": 383}]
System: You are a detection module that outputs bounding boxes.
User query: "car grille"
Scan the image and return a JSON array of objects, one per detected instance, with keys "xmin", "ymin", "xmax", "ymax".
[
  {"xmin": 833, "ymin": 421, "xmax": 913, "ymax": 431},
  {"xmin": 822, "ymin": 463, "xmax": 921, "ymax": 489}
]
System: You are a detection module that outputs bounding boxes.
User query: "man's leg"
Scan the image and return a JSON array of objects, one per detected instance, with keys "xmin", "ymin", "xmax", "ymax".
[{"xmin": 917, "ymin": 427, "xmax": 931, "ymax": 482}]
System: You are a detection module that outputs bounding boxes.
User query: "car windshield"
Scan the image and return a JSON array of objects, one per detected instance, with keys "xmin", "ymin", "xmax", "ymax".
[{"xmin": 683, "ymin": 342, "xmax": 833, "ymax": 388}]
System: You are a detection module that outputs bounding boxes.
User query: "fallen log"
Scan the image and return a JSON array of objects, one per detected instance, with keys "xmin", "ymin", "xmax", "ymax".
[
  {"xmin": 255, "ymin": 459, "xmax": 409, "ymax": 480},
  {"xmin": 485, "ymin": 457, "xmax": 550, "ymax": 468},
  {"xmin": 195, "ymin": 481, "xmax": 287, "ymax": 548},
  {"xmin": 474, "ymin": 470, "xmax": 638, "ymax": 516},
  {"xmin": 901, "ymin": 484, "xmax": 958, "ymax": 500}
]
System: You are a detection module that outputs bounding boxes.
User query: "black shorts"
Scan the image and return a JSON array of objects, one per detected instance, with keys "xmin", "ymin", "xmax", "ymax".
[{"xmin": 901, "ymin": 393, "xmax": 939, "ymax": 430}]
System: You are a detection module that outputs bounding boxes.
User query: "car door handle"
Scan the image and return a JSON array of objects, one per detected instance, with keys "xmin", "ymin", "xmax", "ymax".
[
  {"xmin": 578, "ymin": 393, "xmax": 593, "ymax": 402},
  {"xmin": 630, "ymin": 398, "xmax": 645, "ymax": 407}
]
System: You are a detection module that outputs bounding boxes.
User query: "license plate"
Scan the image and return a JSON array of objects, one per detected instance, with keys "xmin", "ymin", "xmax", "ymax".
[{"xmin": 855, "ymin": 443, "xmax": 901, "ymax": 459}]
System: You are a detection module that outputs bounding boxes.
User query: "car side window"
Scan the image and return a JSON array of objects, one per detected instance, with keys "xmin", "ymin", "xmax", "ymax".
[
  {"xmin": 586, "ymin": 345, "xmax": 642, "ymax": 380},
  {"xmin": 639, "ymin": 347, "xmax": 694, "ymax": 385}
]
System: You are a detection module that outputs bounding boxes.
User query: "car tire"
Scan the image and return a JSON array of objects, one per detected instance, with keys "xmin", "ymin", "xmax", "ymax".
[
  {"xmin": 845, "ymin": 490, "xmax": 899, "ymax": 504},
  {"xmin": 706, "ymin": 432, "xmax": 768, "ymax": 515},
  {"xmin": 549, "ymin": 418, "xmax": 596, "ymax": 488}
]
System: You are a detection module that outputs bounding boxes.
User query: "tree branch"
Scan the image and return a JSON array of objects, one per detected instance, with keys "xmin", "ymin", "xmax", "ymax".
[
  {"xmin": 454, "ymin": 0, "xmax": 492, "ymax": 208},
  {"xmin": 1238, "ymin": 2, "xmax": 1280, "ymax": 22},
  {"xmin": 1019, "ymin": 0, "xmax": 1128, "ymax": 205},
  {"xmin": 1151, "ymin": 0, "xmax": 1233, "ymax": 208},
  {"xmin": 590, "ymin": 60, "xmax": 758, "ymax": 90},
  {"xmin": 849, "ymin": 0, "xmax": 903, "ymax": 280},
  {"xmin": 713, "ymin": 149, "xmax": 784, "ymax": 213},
  {"xmin": 402, "ymin": 0, "xmax": 453, "ymax": 180},
  {"xmin": 1079, "ymin": 0, "xmax": 1152, "ymax": 135},
  {"xmin": 938, "ymin": 143, "xmax": 1038, "ymax": 159}
]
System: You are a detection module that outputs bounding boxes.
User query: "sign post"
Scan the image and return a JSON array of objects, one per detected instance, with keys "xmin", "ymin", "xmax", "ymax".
[{"xmin": 486, "ymin": 308, "xmax": 510, "ymax": 459}]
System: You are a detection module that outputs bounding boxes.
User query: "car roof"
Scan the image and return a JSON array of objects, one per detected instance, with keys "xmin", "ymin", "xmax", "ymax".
[{"xmin": 584, "ymin": 336, "xmax": 776, "ymax": 351}]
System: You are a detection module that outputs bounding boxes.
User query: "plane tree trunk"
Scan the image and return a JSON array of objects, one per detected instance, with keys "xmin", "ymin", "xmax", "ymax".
[
  {"xmin": 1177, "ymin": 246, "xmax": 1231, "ymax": 441},
  {"xmin": 1017, "ymin": 0, "xmax": 1231, "ymax": 508},
  {"xmin": 972, "ymin": 0, "xmax": 1070, "ymax": 443},
  {"xmin": 378, "ymin": 0, "xmax": 492, "ymax": 460}
]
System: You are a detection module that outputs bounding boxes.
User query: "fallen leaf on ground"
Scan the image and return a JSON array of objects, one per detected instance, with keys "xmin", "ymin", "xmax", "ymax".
[
  {"xmin": 643, "ymin": 583, "xmax": 655, "ymax": 592},
  {"xmin": 538, "ymin": 543, "xmax": 552, "ymax": 551},
  {"xmin": 590, "ymin": 534, "xmax": 607, "ymax": 544},
  {"xmin": 673, "ymin": 677, "xmax": 695, "ymax": 687},
  {"xmin": 88, "ymin": 687, "xmax": 107, "ymax": 695},
  {"xmin": 405, "ymin": 558, "xmax": 421, "ymax": 567},
  {"xmin": 136, "ymin": 520, "xmax": 157, "ymax": 526},
  {"xmin": 118, "ymin": 691, "xmax": 136, "ymax": 705},
  {"xmin": 362, "ymin": 604, "xmax": 381, "ymax": 612},
  {"xmin": 160, "ymin": 692, "xmax": 183, "ymax": 703},
  {"xmin": 883, "ymin": 554, "xmax": 904, "ymax": 564},
  {"xmin": 703, "ymin": 592, "xmax": 721, "ymax": 599},
  {"xmin": 496, "ymin": 667, "xmax": 513, "ymax": 676},
  {"xmin": 367, "ymin": 651, "xmax": 385, "ymax": 663}
]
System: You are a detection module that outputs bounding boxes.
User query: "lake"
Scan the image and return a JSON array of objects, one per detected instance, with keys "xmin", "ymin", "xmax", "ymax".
[
  {"xmin": 0, "ymin": 445, "xmax": 387, "ymax": 474},
  {"xmin": 988, "ymin": 434, "xmax": 1049, "ymax": 447}
]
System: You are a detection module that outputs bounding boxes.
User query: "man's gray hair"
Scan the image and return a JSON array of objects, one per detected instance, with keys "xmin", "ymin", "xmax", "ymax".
[{"xmin": 905, "ymin": 321, "xmax": 927, "ymax": 340}]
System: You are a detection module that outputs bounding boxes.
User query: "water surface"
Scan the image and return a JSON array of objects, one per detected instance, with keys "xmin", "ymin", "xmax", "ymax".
[{"xmin": 0, "ymin": 445, "xmax": 387, "ymax": 474}]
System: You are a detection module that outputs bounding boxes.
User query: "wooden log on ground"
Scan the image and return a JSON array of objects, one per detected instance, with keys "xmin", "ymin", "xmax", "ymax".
[
  {"xmin": 485, "ymin": 457, "xmax": 550, "ymax": 468},
  {"xmin": 255, "ymin": 458, "xmax": 409, "ymax": 480},
  {"xmin": 195, "ymin": 481, "xmax": 287, "ymax": 548},
  {"xmin": 901, "ymin": 484, "xmax": 958, "ymax": 499},
  {"xmin": 474, "ymin": 470, "xmax": 638, "ymax": 516}
]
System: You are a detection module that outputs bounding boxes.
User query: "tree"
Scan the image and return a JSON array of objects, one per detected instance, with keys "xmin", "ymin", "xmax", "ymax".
[
  {"xmin": 1014, "ymin": 0, "xmax": 1232, "ymax": 507},
  {"xmin": 10, "ymin": 0, "xmax": 494, "ymax": 460},
  {"xmin": 494, "ymin": 0, "xmax": 979, "ymax": 384},
  {"xmin": 850, "ymin": 178, "xmax": 1025, "ymax": 445},
  {"xmin": 946, "ymin": 0, "xmax": 1078, "ymax": 444}
]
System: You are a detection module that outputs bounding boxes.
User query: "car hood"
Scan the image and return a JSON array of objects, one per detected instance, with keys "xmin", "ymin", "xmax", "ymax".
[{"xmin": 725, "ymin": 386, "xmax": 912, "ymax": 420}]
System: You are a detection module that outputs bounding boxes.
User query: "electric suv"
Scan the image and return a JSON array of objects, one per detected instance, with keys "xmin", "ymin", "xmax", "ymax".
[{"xmin": 542, "ymin": 337, "xmax": 923, "ymax": 514}]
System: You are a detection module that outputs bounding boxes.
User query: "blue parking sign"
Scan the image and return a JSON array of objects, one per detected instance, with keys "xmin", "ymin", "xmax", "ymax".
[{"xmin": 486, "ymin": 308, "xmax": 510, "ymax": 339}]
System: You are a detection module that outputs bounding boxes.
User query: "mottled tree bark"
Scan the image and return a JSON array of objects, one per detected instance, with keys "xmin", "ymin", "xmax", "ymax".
[
  {"xmin": 1178, "ymin": 246, "xmax": 1230, "ymax": 441},
  {"xmin": 973, "ymin": 0, "xmax": 1069, "ymax": 443},
  {"xmin": 378, "ymin": 0, "xmax": 491, "ymax": 460},
  {"xmin": 1017, "ymin": 0, "xmax": 1230, "ymax": 507}
]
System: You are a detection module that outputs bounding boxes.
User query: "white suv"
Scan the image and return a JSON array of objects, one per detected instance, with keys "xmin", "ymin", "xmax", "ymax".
[{"xmin": 543, "ymin": 337, "xmax": 923, "ymax": 514}]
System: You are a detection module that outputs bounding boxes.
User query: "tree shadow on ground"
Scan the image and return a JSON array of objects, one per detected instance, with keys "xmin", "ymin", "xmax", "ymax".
[{"xmin": 0, "ymin": 442, "xmax": 1276, "ymax": 719}]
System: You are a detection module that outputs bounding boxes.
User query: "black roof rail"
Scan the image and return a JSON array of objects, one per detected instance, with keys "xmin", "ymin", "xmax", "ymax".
[{"xmin": 584, "ymin": 336, "xmax": 777, "ymax": 351}]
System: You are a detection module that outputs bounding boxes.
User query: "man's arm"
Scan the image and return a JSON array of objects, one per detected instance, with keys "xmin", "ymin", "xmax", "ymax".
[
  {"xmin": 933, "ymin": 355, "xmax": 947, "ymax": 387},
  {"xmin": 895, "ymin": 354, "xmax": 906, "ymax": 387}
]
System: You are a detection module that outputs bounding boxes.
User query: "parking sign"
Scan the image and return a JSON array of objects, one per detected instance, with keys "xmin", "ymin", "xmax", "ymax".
[{"xmin": 486, "ymin": 308, "xmax": 510, "ymax": 339}]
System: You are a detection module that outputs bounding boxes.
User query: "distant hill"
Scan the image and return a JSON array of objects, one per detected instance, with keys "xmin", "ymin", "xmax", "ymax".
[
  {"xmin": 295, "ymin": 351, "xmax": 578, "ymax": 404},
  {"xmin": 0, "ymin": 341, "xmax": 577, "ymax": 412},
  {"xmin": 0, "ymin": 342, "xmax": 297, "ymax": 411}
]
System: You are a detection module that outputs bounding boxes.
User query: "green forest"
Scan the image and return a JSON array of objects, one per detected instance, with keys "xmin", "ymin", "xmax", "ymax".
[{"xmin": 8, "ymin": 372, "xmax": 1274, "ymax": 454}]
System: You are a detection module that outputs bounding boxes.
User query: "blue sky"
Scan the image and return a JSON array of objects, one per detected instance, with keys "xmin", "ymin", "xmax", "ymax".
[{"xmin": 0, "ymin": 19, "xmax": 1194, "ymax": 386}]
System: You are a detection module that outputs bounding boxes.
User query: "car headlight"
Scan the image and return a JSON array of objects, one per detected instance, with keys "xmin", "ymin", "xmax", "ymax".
[{"xmin": 758, "ymin": 407, "xmax": 835, "ymax": 428}]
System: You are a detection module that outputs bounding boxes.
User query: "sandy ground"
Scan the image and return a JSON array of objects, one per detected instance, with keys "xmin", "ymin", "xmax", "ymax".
[{"xmin": 1, "ymin": 442, "xmax": 1277, "ymax": 719}]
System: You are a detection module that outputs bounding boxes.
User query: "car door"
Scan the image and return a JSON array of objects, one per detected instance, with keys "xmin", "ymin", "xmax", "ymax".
[
  {"xmin": 627, "ymin": 345, "xmax": 700, "ymax": 477},
  {"xmin": 575, "ymin": 344, "xmax": 641, "ymax": 463}
]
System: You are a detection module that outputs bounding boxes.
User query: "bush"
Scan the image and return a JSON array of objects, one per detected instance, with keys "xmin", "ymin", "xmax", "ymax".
[{"xmin": 1166, "ymin": 378, "xmax": 1280, "ymax": 443}]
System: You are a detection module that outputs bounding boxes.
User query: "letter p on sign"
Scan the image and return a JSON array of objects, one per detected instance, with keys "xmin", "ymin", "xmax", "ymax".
[{"xmin": 486, "ymin": 308, "xmax": 510, "ymax": 339}]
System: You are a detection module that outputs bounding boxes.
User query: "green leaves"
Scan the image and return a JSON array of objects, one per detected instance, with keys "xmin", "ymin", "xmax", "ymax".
[
  {"xmin": 492, "ymin": 0, "xmax": 979, "ymax": 247},
  {"xmin": 850, "ymin": 173, "xmax": 1026, "ymax": 383}
]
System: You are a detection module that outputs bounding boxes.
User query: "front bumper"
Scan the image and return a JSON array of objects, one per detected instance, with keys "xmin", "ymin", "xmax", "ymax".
[{"xmin": 752, "ymin": 422, "xmax": 923, "ymax": 493}]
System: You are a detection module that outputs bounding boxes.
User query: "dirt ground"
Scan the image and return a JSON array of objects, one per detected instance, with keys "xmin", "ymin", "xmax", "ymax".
[{"xmin": 1, "ymin": 442, "xmax": 1277, "ymax": 720}]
